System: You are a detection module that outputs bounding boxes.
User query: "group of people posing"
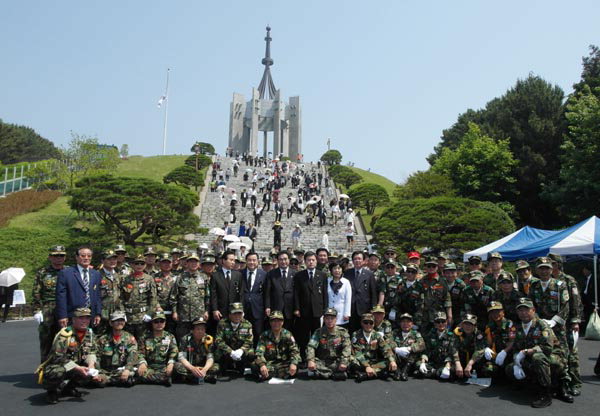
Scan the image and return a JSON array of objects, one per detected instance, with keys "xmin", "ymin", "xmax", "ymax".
[{"xmin": 32, "ymin": 243, "xmax": 594, "ymax": 408}]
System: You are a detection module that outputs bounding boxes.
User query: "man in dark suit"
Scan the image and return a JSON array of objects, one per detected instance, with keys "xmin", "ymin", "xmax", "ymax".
[
  {"xmin": 580, "ymin": 265, "xmax": 598, "ymax": 334},
  {"xmin": 293, "ymin": 251, "xmax": 328, "ymax": 361},
  {"xmin": 265, "ymin": 251, "xmax": 296, "ymax": 330},
  {"xmin": 55, "ymin": 246, "xmax": 102, "ymax": 328},
  {"xmin": 242, "ymin": 252, "xmax": 267, "ymax": 344},
  {"xmin": 344, "ymin": 251, "xmax": 378, "ymax": 332},
  {"xmin": 210, "ymin": 250, "xmax": 243, "ymax": 321}
]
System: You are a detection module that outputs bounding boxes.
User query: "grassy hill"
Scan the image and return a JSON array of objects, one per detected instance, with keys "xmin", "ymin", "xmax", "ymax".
[{"xmin": 0, "ymin": 155, "xmax": 188, "ymax": 302}]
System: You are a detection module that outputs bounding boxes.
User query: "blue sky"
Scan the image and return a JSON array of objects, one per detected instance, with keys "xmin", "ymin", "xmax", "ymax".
[{"xmin": 1, "ymin": 1, "xmax": 598, "ymax": 183}]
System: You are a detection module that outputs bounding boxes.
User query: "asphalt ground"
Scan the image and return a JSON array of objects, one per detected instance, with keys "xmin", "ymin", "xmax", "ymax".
[{"xmin": 1, "ymin": 319, "xmax": 599, "ymax": 416}]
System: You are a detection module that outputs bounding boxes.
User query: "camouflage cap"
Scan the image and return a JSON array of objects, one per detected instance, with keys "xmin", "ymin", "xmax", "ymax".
[
  {"xmin": 515, "ymin": 260, "xmax": 530, "ymax": 271},
  {"xmin": 261, "ymin": 258, "xmax": 273, "ymax": 265},
  {"xmin": 293, "ymin": 249, "xmax": 305, "ymax": 255},
  {"xmin": 548, "ymin": 253, "xmax": 563, "ymax": 264},
  {"xmin": 384, "ymin": 260, "xmax": 399, "ymax": 268},
  {"xmin": 110, "ymin": 310, "xmax": 127, "ymax": 321},
  {"xmin": 361, "ymin": 313, "xmax": 375, "ymax": 323},
  {"xmin": 201, "ymin": 254, "xmax": 216, "ymax": 264},
  {"xmin": 517, "ymin": 298, "xmax": 534, "ymax": 309},
  {"xmin": 424, "ymin": 256, "xmax": 437, "ymax": 265},
  {"xmin": 469, "ymin": 270, "xmax": 484, "ymax": 281},
  {"xmin": 487, "ymin": 301, "xmax": 504, "ymax": 312},
  {"xmin": 498, "ymin": 272, "xmax": 513, "ymax": 284},
  {"xmin": 132, "ymin": 254, "xmax": 146, "ymax": 264},
  {"xmin": 443, "ymin": 262, "xmax": 457, "ymax": 271},
  {"xmin": 102, "ymin": 249, "xmax": 118, "ymax": 259},
  {"xmin": 49, "ymin": 245, "xmax": 67, "ymax": 255},
  {"xmin": 398, "ymin": 313, "xmax": 413, "ymax": 321},
  {"xmin": 368, "ymin": 252, "xmax": 381, "ymax": 260},
  {"xmin": 158, "ymin": 253, "xmax": 172, "ymax": 262},
  {"xmin": 269, "ymin": 310, "xmax": 284, "ymax": 320},
  {"xmin": 187, "ymin": 252, "xmax": 200, "ymax": 261},
  {"xmin": 461, "ymin": 313, "xmax": 478, "ymax": 326},
  {"xmin": 144, "ymin": 246, "xmax": 157, "ymax": 256},
  {"xmin": 437, "ymin": 252, "xmax": 449, "ymax": 259},
  {"xmin": 488, "ymin": 252, "xmax": 503, "ymax": 260},
  {"xmin": 73, "ymin": 307, "xmax": 92, "ymax": 317},
  {"xmin": 468, "ymin": 255, "xmax": 482, "ymax": 263},
  {"xmin": 371, "ymin": 305, "xmax": 386, "ymax": 314},
  {"xmin": 324, "ymin": 307, "xmax": 338, "ymax": 317},
  {"xmin": 536, "ymin": 257, "xmax": 552, "ymax": 269},
  {"xmin": 170, "ymin": 247, "xmax": 183, "ymax": 255},
  {"xmin": 114, "ymin": 244, "xmax": 127, "ymax": 254},
  {"xmin": 230, "ymin": 302, "xmax": 244, "ymax": 314},
  {"xmin": 433, "ymin": 311, "xmax": 447, "ymax": 322},
  {"xmin": 152, "ymin": 310, "xmax": 166, "ymax": 321},
  {"xmin": 192, "ymin": 316, "xmax": 208, "ymax": 326},
  {"xmin": 405, "ymin": 264, "xmax": 419, "ymax": 272},
  {"xmin": 384, "ymin": 246, "xmax": 397, "ymax": 254},
  {"xmin": 236, "ymin": 256, "xmax": 246, "ymax": 264},
  {"xmin": 328, "ymin": 252, "xmax": 339, "ymax": 259},
  {"xmin": 289, "ymin": 258, "xmax": 299, "ymax": 265}
]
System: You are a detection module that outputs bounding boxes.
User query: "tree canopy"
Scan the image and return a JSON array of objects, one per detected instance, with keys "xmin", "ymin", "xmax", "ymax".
[
  {"xmin": 191, "ymin": 142, "xmax": 215, "ymax": 155},
  {"xmin": 69, "ymin": 174, "xmax": 199, "ymax": 246},
  {"xmin": 164, "ymin": 165, "xmax": 204, "ymax": 188},
  {"xmin": 372, "ymin": 197, "xmax": 515, "ymax": 252},
  {"xmin": 334, "ymin": 170, "xmax": 362, "ymax": 189},
  {"xmin": 0, "ymin": 119, "xmax": 62, "ymax": 164},
  {"xmin": 185, "ymin": 154, "xmax": 212, "ymax": 170},
  {"xmin": 393, "ymin": 170, "xmax": 456, "ymax": 200},
  {"xmin": 347, "ymin": 183, "xmax": 390, "ymax": 215},
  {"xmin": 320, "ymin": 149, "xmax": 342, "ymax": 165}
]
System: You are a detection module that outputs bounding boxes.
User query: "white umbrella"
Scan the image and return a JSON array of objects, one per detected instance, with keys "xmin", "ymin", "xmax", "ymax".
[
  {"xmin": 245, "ymin": 168, "xmax": 253, "ymax": 172},
  {"xmin": 311, "ymin": 196, "xmax": 322, "ymax": 202},
  {"xmin": 217, "ymin": 184, "xmax": 227, "ymax": 190},
  {"xmin": 338, "ymin": 194, "xmax": 349, "ymax": 199},
  {"xmin": 306, "ymin": 200, "xmax": 317, "ymax": 205},
  {"xmin": 0, "ymin": 267, "xmax": 25, "ymax": 287},
  {"xmin": 210, "ymin": 228, "xmax": 226, "ymax": 236},
  {"xmin": 239, "ymin": 236, "xmax": 253, "ymax": 246},
  {"xmin": 223, "ymin": 235, "xmax": 240, "ymax": 242},
  {"xmin": 228, "ymin": 242, "xmax": 251, "ymax": 250}
]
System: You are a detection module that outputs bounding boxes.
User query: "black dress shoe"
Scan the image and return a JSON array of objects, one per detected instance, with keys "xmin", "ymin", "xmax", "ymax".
[
  {"xmin": 557, "ymin": 386, "xmax": 574, "ymax": 403},
  {"xmin": 62, "ymin": 386, "xmax": 82, "ymax": 398},
  {"xmin": 46, "ymin": 390, "xmax": 59, "ymax": 404},
  {"xmin": 569, "ymin": 387, "xmax": 581, "ymax": 397},
  {"xmin": 355, "ymin": 372, "xmax": 368, "ymax": 383},
  {"xmin": 531, "ymin": 390, "xmax": 552, "ymax": 408},
  {"xmin": 331, "ymin": 371, "xmax": 347, "ymax": 381},
  {"xmin": 164, "ymin": 376, "xmax": 172, "ymax": 387}
]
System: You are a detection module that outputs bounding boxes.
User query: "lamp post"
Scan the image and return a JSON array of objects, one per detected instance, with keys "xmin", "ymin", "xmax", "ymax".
[{"xmin": 193, "ymin": 142, "xmax": 201, "ymax": 171}]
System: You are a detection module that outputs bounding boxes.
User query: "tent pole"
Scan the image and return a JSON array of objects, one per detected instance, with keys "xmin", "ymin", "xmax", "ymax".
[{"xmin": 595, "ymin": 255, "xmax": 598, "ymax": 314}]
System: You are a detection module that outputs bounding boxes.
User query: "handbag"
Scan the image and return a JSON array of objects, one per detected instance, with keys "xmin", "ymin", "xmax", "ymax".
[{"xmin": 586, "ymin": 310, "xmax": 600, "ymax": 340}]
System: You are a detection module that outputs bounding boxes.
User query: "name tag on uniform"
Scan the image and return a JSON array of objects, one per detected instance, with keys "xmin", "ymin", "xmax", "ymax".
[
  {"xmin": 196, "ymin": 277, "xmax": 204, "ymax": 285},
  {"xmin": 161, "ymin": 338, "xmax": 170, "ymax": 346}
]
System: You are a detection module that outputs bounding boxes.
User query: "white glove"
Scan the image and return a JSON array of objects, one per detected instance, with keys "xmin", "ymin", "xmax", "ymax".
[
  {"xmin": 495, "ymin": 350, "xmax": 507, "ymax": 366},
  {"xmin": 513, "ymin": 365, "xmax": 526, "ymax": 380},
  {"xmin": 440, "ymin": 367, "xmax": 451, "ymax": 379},
  {"xmin": 230, "ymin": 348, "xmax": 243, "ymax": 361},
  {"xmin": 87, "ymin": 368, "xmax": 99, "ymax": 377},
  {"xmin": 484, "ymin": 347, "xmax": 494, "ymax": 361},
  {"xmin": 572, "ymin": 330, "xmax": 579, "ymax": 346},
  {"xmin": 419, "ymin": 362, "xmax": 428, "ymax": 374},
  {"xmin": 142, "ymin": 314, "xmax": 152, "ymax": 323},
  {"xmin": 34, "ymin": 311, "xmax": 44, "ymax": 324},
  {"xmin": 515, "ymin": 351, "xmax": 526, "ymax": 366},
  {"xmin": 398, "ymin": 347, "xmax": 411, "ymax": 358},
  {"xmin": 543, "ymin": 319, "xmax": 557, "ymax": 328}
]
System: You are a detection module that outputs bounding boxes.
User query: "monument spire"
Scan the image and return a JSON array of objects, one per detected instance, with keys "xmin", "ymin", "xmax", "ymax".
[{"xmin": 257, "ymin": 26, "xmax": 277, "ymax": 99}]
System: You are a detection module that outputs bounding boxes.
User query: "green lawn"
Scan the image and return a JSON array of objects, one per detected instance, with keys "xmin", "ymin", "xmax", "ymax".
[{"xmin": 0, "ymin": 155, "xmax": 191, "ymax": 302}]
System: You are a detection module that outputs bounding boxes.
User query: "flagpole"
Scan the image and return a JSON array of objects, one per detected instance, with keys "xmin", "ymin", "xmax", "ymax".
[{"xmin": 162, "ymin": 68, "xmax": 170, "ymax": 155}]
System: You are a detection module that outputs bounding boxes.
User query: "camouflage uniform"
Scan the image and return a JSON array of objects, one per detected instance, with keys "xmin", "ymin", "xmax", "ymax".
[
  {"xmin": 169, "ymin": 270, "xmax": 210, "ymax": 342},
  {"xmin": 306, "ymin": 326, "xmax": 352, "ymax": 379},
  {"xmin": 41, "ymin": 326, "xmax": 98, "ymax": 391},
  {"xmin": 390, "ymin": 328, "xmax": 425, "ymax": 374},
  {"xmin": 253, "ymin": 329, "xmax": 301, "ymax": 380},
  {"xmin": 517, "ymin": 276, "xmax": 539, "ymax": 297},
  {"xmin": 460, "ymin": 285, "xmax": 494, "ymax": 330},
  {"xmin": 443, "ymin": 278, "xmax": 467, "ymax": 325},
  {"xmin": 556, "ymin": 270, "xmax": 583, "ymax": 391},
  {"xmin": 120, "ymin": 272, "xmax": 157, "ymax": 340},
  {"xmin": 115, "ymin": 263, "xmax": 132, "ymax": 279},
  {"xmin": 350, "ymin": 329, "xmax": 395, "ymax": 378},
  {"xmin": 32, "ymin": 265, "xmax": 62, "ymax": 362},
  {"xmin": 98, "ymin": 269, "xmax": 122, "ymax": 334},
  {"xmin": 484, "ymin": 270, "xmax": 515, "ymax": 291},
  {"xmin": 452, "ymin": 326, "xmax": 493, "ymax": 377},
  {"xmin": 137, "ymin": 330, "xmax": 178, "ymax": 384},
  {"xmin": 373, "ymin": 319, "xmax": 393, "ymax": 340},
  {"xmin": 377, "ymin": 271, "xmax": 401, "ymax": 318},
  {"xmin": 483, "ymin": 317, "xmax": 515, "ymax": 376},
  {"xmin": 529, "ymin": 277, "xmax": 570, "ymax": 355},
  {"xmin": 152, "ymin": 271, "xmax": 177, "ymax": 333},
  {"xmin": 396, "ymin": 279, "xmax": 424, "ymax": 328},
  {"xmin": 96, "ymin": 330, "xmax": 138, "ymax": 386},
  {"xmin": 418, "ymin": 327, "xmax": 459, "ymax": 378},
  {"xmin": 492, "ymin": 290, "xmax": 521, "ymax": 323},
  {"xmin": 420, "ymin": 276, "xmax": 452, "ymax": 332},
  {"xmin": 214, "ymin": 318, "xmax": 254, "ymax": 373},
  {"xmin": 174, "ymin": 333, "xmax": 218, "ymax": 383}
]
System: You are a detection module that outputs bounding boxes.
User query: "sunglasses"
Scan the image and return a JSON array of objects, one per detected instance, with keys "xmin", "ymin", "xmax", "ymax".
[
  {"xmin": 426, "ymin": 265, "xmax": 437, "ymax": 268},
  {"xmin": 385, "ymin": 265, "xmax": 396, "ymax": 269},
  {"xmin": 51, "ymin": 254, "xmax": 66, "ymax": 257},
  {"xmin": 152, "ymin": 319, "xmax": 166, "ymax": 323},
  {"xmin": 434, "ymin": 320, "xmax": 447, "ymax": 324},
  {"xmin": 362, "ymin": 321, "xmax": 374, "ymax": 325},
  {"xmin": 133, "ymin": 262, "xmax": 145, "ymax": 265}
]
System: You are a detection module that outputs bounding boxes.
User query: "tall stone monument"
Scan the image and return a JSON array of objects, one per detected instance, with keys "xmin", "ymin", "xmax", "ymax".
[{"xmin": 228, "ymin": 26, "xmax": 302, "ymax": 159}]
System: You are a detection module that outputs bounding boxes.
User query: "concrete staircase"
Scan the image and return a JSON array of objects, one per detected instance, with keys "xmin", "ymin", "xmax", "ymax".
[{"xmin": 194, "ymin": 156, "xmax": 366, "ymax": 257}]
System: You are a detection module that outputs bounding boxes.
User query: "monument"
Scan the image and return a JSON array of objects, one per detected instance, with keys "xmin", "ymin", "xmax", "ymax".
[{"xmin": 228, "ymin": 26, "xmax": 302, "ymax": 159}]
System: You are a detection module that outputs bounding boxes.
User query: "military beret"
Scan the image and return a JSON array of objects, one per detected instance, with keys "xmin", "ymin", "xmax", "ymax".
[
  {"xmin": 230, "ymin": 302, "xmax": 244, "ymax": 314},
  {"xmin": 361, "ymin": 313, "xmax": 375, "ymax": 322},
  {"xmin": 515, "ymin": 260, "xmax": 530, "ymax": 271},
  {"xmin": 443, "ymin": 262, "xmax": 457, "ymax": 271},
  {"xmin": 49, "ymin": 245, "xmax": 67, "ymax": 255},
  {"xmin": 487, "ymin": 301, "xmax": 504, "ymax": 312},
  {"xmin": 536, "ymin": 257, "xmax": 552, "ymax": 268},
  {"xmin": 73, "ymin": 307, "xmax": 92, "ymax": 317},
  {"xmin": 517, "ymin": 298, "xmax": 534, "ymax": 309},
  {"xmin": 110, "ymin": 310, "xmax": 127, "ymax": 321},
  {"xmin": 371, "ymin": 305, "xmax": 385, "ymax": 314},
  {"xmin": 192, "ymin": 316, "xmax": 208, "ymax": 326},
  {"xmin": 488, "ymin": 252, "xmax": 503, "ymax": 260},
  {"xmin": 433, "ymin": 311, "xmax": 447, "ymax": 322},
  {"xmin": 269, "ymin": 310, "xmax": 284, "ymax": 320},
  {"xmin": 461, "ymin": 313, "xmax": 477, "ymax": 326},
  {"xmin": 324, "ymin": 307, "xmax": 338, "ymax": 317}
]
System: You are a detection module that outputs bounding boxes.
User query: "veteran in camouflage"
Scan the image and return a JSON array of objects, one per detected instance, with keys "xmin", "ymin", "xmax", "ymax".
[
  {"xmin": 482, "ymin": 301, "xmax": 515, "ymax": 376},
  {"xmin": 417, "ymin": 311, "xmax": 460, "ymax": 380},
  {"xmin": 98, "ymin": 250, "xmax": 122, "ymax": 335},
  {"xmin": 306, "ymin": 308, "xmax": 352, "ymax": 380},
  {"xmin": 351, "ymin": 313, "xmax": 397, "ymax": 382},
  {"xmin": 420, "ymin": 258, "xmax": 453, "ymax": 331},
  {"xmin": 376, "ymin": 261, "xmax": 402, "ymax": 319},
  {"xmin": 452, "ymin": 314, "xmax": 493, "ymax": 379},
  {"xmin": 174, "ymin": 317, "xmax": 217, "ymax": 384},
  {"xmin": 214, "ymin": 303, "xmax": 254, "ymax": 376},
  {"xmin": 371, "ymin": 304, "xmax": 393, "ymax": 340},
  {"xmin": 461, "ymin": 271, "xmax": 494, "ymax": 330},
  {"xmin": 395, "ymin": 264, "xmax": 424, "ymax": 328},
  {"xmin": 120, "ymin": 255, "xmax": 158, "ymax": 341},
  {"xmin": 96, "ymin": 311, "xmax": 138, "ymax": 387},
  {"xmin": 390, "ymin": 313, "xmax": 425, "ymax": 381},
  {"xmin": 137, "ymin": 311, "xmax": 178, "ymax": 386}
]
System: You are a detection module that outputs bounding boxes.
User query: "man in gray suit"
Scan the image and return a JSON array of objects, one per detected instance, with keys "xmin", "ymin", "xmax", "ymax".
[
  {"xmin": 344, "ymin": 251, "xmax": 378, "ymax": 332},
  {"xmin": 242, "ymin": 252, "xmax": 267, "ymax": 344}
]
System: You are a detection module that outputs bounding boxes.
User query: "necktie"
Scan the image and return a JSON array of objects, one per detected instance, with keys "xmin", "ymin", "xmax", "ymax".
[
  {"xmin": 282, "ymin": 269, "xmax": 287, "ymax": 281},
  {"xmin": 226, "ymin": 270, "xmax": 231, "ymax": 281},
  {"xmin": 309, "ymin": 270, "xmax": 314, "ymax": 281},
  {"xmin": 356, "ymin": 269, "xmax": 360, "ymax": 280},
  {"xmin": 247, "ymin": 271, "xmax": 253, "ymax": 288},
  {"xmin": 82, "ymin": 268, "xmax": 90, "ymax": 307}
]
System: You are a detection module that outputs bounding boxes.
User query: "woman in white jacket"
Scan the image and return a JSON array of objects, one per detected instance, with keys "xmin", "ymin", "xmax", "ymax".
[{"xmin": 327, "ymin": 262, "xmax": 352, "ymax": 328}]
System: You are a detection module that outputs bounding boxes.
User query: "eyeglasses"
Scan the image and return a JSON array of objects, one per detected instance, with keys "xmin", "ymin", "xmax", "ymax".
[{"xmin": 153, "ymin": 319, "xmax": 166, "ymax": 323}]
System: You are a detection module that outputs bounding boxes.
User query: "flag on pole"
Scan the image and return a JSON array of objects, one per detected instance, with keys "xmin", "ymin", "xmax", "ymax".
[{"xmin": 157, "ymin": 95, "xmax": 167, "ymax": 108}]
